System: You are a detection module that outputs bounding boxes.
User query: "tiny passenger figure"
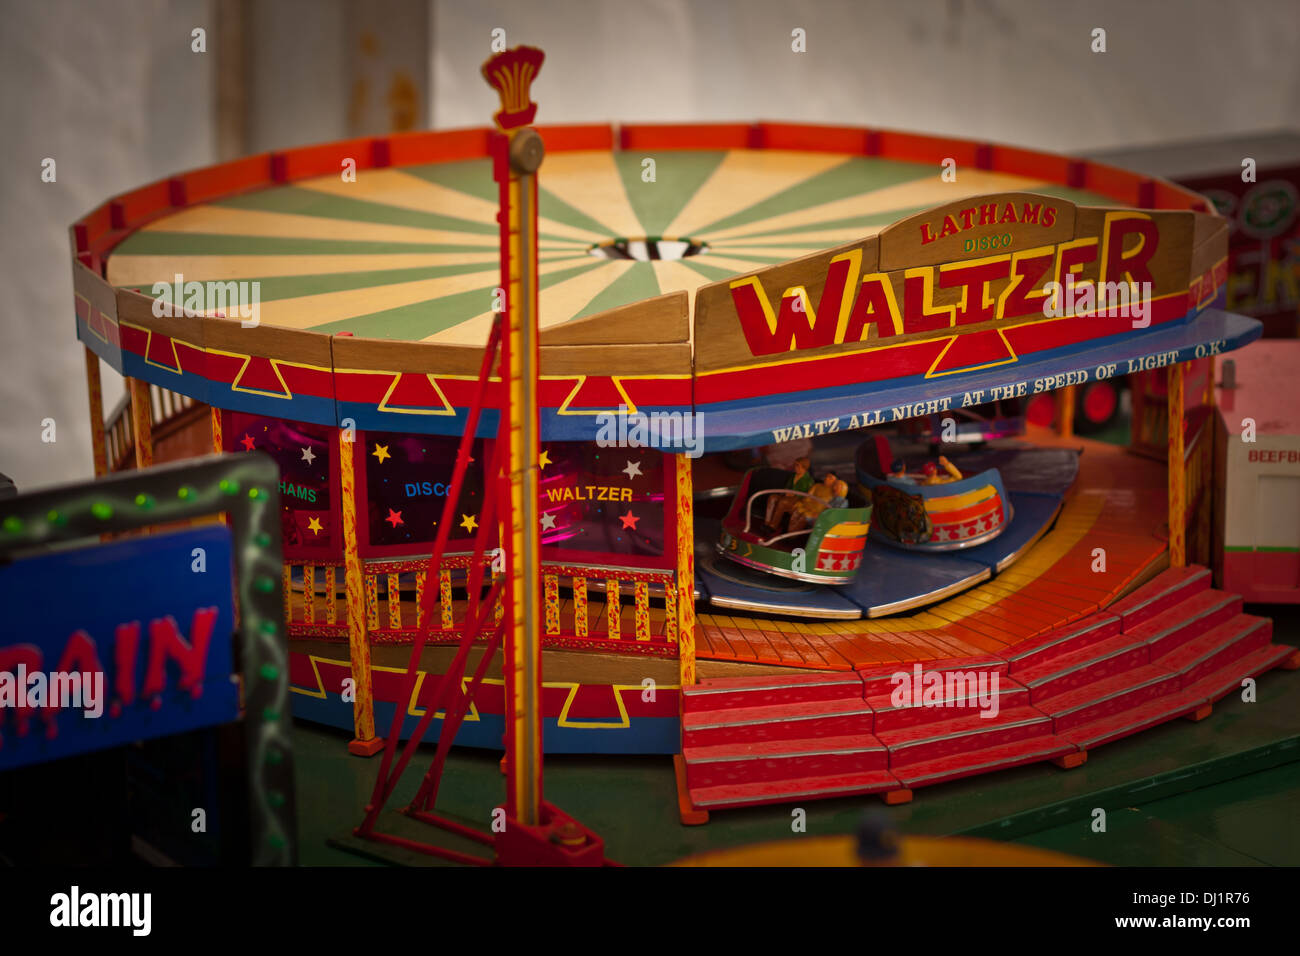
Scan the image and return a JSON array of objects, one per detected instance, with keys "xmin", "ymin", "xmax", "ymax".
[
  {"xmin": 787, "ymin": 457, "xmax": 815, "ymax": 493},
  {"xmin": 768, "ymin": 457, "xmax": 815, "ymax": 529},
  {"xmin": 788, "ymin": 480, "xmax": 833, "ymax": 532},
  {"xmin": 921, "ymin": 455, "xmax": 964, "ymax": 485},
  {"xmin": 828, "ymin": 479, "xmax": 849, "ymax": 509},
  {"xmin": 889, "ymin": 459, "xmax": 915, "ymax": 484}
]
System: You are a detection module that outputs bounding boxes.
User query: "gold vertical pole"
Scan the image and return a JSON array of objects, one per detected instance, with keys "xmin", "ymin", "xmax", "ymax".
[
  {"xmin": 484, "ymin": 48, "xmax": 548, "ymax": 826},
  {"xmin": 503, "ymin": 146, "xmax": 544, "ymax": 824},
  {"xmin": 210, "ymin": 404, "xmax": 224, "ymax": 453},
  {"xmin": 675, "ymin": 453, "xmax": 696, "ymax": 687},
  {"xmin": 128, "ymin": 377, "xmax": 154, "ymax": 469},
  {"xmin": 1167, "ymin": 363, "xmax": 1186, "ymax": 567},
  {"xmin": 340, "ymin": 429, "xmax": 381, "ymax": 755},
  {"xmin": 84, "ymin": 347, "xmax": 108, "ymax": 477}
]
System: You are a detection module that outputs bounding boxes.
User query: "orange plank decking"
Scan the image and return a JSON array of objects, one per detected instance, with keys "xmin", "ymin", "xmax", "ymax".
[{"xmin": 695, "ymin": 434, "xmax": 1171, "ymax": 672}]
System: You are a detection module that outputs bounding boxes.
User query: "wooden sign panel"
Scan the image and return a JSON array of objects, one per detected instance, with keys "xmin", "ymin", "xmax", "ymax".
[{"xmin": 695, "ymin": 193, "xmax": 1206, "ymax": 377}]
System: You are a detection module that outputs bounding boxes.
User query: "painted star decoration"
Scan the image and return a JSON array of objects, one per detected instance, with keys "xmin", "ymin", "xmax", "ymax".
[
  {"xmin": 460, "ymin": 513, "xmax": 478, "ymax": 532},
  {"xmin": 306, "ymin": 516, "xmax": 323, "ymax": 536},
  {"xmin": 619, "ymin": 510, "xmax": 639, "ymax": 530},
  {"xmin": 622, "ymin": 459, "xmax": 642, "ymax": 479},
  {"xmin": 385, "ymin": 509, "xmax": 403, "ymax": 528},
  {"xmin": 300, "ymin": 446, "xmax": 316, "ymax": 465},
  {"xmin": 372, "ymin": 443, "xmax": 391, "ymax": 463},
  {"xmin": 538, "ymin": 450, "xmax": 552, "ymax": 469},
  {"xmin": 540, "ymin": 512, "xmax": 557, "ymax": 531},
  {"xmin": 240, "ymin": 434, "xmax": 256, "ymax": 451}
]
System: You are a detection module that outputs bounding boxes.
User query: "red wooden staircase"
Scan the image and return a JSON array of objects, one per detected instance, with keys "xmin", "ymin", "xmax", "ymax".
[{"xmin": 676, "ymin": 565, "xmax": 1298, "ymax": 822}]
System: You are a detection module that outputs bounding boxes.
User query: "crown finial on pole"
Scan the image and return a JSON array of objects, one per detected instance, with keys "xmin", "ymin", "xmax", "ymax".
[{"xmin": 481, "ymin": 45, "xmax": 544, "ymax": 131}]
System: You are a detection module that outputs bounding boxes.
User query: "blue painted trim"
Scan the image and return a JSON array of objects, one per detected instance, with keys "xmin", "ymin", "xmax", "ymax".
[
  {"xmin": 335, "ymin": 401, "xmax": 501, "ymax": 438},
  {"xmin": 540, "ymin": 405, "xmax": 696, "ymax": 444},
  {"xmin": 120, "ymin": 347, "xmax": 211, "ymax": 408},
  {"xmin": 696, "ymin": 309, "xmax": 1262, "ymax": 452},
  {"xmin": 291, "ymin": 694, "xmax": 681, "ymax": 755},
  {"xmin": 76, "ymin": 318, "xmax": 123, "ymax": 373},
  {"xmin": 214, "ymin": 387, "xmax": 337, "ymax": 428}
]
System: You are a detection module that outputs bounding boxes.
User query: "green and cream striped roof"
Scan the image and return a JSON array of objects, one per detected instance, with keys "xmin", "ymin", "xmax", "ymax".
[{"xmin": 105, "ymin": 149, "xmax": 1118, "ymax": 343}]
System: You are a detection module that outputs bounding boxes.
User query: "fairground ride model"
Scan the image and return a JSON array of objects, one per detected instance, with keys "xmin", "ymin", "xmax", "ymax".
[{"xmin": 56, "ymin": 43, "xmax": 1297, "ymax": 848}]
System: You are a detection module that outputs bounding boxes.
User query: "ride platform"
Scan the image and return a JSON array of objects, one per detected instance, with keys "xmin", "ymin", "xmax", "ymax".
[
  {"xmin": 695, "ymin": 430, "xmax": 1164, "ymax": 670},
  {"xmin": 697, "ymin": 441, "xmax": 1080, "ymax": 620}
]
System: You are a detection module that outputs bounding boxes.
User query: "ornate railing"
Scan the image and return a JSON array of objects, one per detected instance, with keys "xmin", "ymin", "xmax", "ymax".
[
  {"xmin": 104, "ymin": 384, "xmax": 204, "ymax": 471},
  {"xmin": 282, "ymin": 555, "xmax": 680, "ymax": 655},
  {"xmin": 541, "ymin": 564, "xmax": 677, "ymax": 647}
]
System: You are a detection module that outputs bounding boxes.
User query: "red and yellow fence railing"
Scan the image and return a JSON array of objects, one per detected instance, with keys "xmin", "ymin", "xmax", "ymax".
[
  {"xmin": 104, "ymin": 381, "xmax": 205, "ymax": 472},
  {"xmin": 282, "ymin": 556, "xmax": 680, "ymax": 653},
  {"xmin": 281, "ymin": 561, "xmax": 347, "ymax": 637},
  {"xmin": 540, "ymin": 564, "xmax": 678, "ymax": 647}
]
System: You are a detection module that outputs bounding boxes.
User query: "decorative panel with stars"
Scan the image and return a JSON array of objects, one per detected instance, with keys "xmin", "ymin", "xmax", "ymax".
[
  {"xmin": 225, "ymin": 410, "xmax": 339, "ymax": 561},
  {"xmin": 537, "ymin": 442, "xmax": 671, "ymax": 566},
  {"xmin": 354, "ymin": 429, "xmax": 491, "ymax": 558}
]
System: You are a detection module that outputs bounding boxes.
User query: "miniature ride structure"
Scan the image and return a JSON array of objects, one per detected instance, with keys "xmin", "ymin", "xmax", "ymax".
[{"xmin": 60, "ymin": 41, "xmax": 1298, "ymax": 845}]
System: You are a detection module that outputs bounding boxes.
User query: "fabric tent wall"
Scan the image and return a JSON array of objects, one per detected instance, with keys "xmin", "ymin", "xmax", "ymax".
[
  {"xmin": 0, "ymin": 0, "xmax": 215, "ymax": 490},
  {"xmin": 430, "ymin": 0, "xmax": 1300, "ymax": 151}
]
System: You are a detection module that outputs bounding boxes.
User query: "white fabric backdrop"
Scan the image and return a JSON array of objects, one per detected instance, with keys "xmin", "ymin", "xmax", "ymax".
[
  {"xmin": 431, "ymin": 0, "xmax": 1300, "ymax": 150},
  {"xmin": 0, "ymin": 0, "xmax": 214, "ymax": 490}
]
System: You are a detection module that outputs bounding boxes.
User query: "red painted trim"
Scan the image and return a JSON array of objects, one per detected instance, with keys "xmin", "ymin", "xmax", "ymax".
[
  {"xmin": 1082, "ymin": 160, "xmax": 1143, "ymax": 206},
  {"xmin": 384, "ymin": 127, "xmax": 493, "ymax": 166},
  {"xmin": 1067, "ymin": 159, "xmax": 1086, "ymax": 189},
  {"xmin": 619, "ymin": 122, "xmax": 755, "ymax": 151},
  {"xmin": 757, "ymin": 122, "xmax": 872, "ymax": 154},
  {"xmin": 1153, "ymin": 179, "xmax": 1201, "ymax": 211},
  {"xmin": 877, "ymin": 130, "xmax": 980, "ymax": 168},
  {"xmin": 536, "ymin": 124, "xmax": 614, "ymax": 151},
  {"xmin": 989, "ymin": 145, "xmax": 1071, "ymax": 183},
  {"xmin": 71, "ymin": 221, "xmax": 90, "ymax": 255},
  {"xmin": 539, "ymin": 549, "xmax": 674, "ymax": 573},
  {"xmin": 273, "ymin": 136, "xmax": 382, "ymax": 182},
  {"xmin": 74, "ymin": 204, "xmax": 113, "ymax": 257},
  {"xmin": 181, "ymin": 153, "xmax": 274, "ymax": 205},
  {"xmin": 1137, "ymin": 178, "xmax": 1156, "ymax": 209},
  {"xmin": 110, "ymin": 180, "xmax": 170, "ymax": 230}
]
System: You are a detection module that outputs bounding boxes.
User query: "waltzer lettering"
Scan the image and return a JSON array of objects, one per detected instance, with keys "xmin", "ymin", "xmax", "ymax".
[
  {"xmin": 728, "ymin": 249, "xmax": 861, "ymax": 354},
  {"xmin": 278, "ymin": 481, "xmax": 317, "ymax": 503},
  {"xmin": 919, "ymin": 202, "xmax": 1058, "ymax": 245},
  {"xmin": 544, "ymin": 486, "xmax": 634, "ymax": 503},
  {"xmin": 729, "ymin": 210, "xmax": 1163, "ymax": 357}
]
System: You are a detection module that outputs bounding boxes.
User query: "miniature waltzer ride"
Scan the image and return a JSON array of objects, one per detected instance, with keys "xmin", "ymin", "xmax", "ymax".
[{"xmin": 56, "ymin": 42, "xmax": 1297, "ymax": 831}]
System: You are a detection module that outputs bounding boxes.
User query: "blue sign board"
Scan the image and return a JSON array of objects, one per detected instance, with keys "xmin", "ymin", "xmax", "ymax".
[{"xmin": 0, "ymin": 524, "xmax": 240, "ymax": 771}]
